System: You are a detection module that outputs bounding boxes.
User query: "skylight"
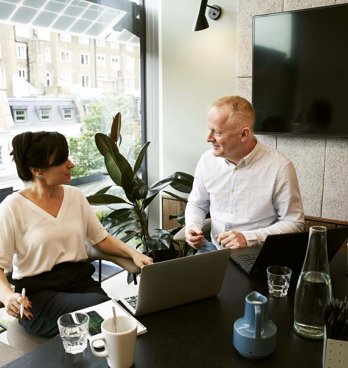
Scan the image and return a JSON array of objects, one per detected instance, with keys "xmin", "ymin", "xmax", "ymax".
[{"xmin": 0, "ymin": 0, "xmax": 127, "ymax": 39}]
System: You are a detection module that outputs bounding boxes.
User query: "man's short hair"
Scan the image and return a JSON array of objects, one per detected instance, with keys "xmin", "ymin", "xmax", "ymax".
[{"xmin": 212, "ymin": 96, "xmax": 255, "ymax": 130}]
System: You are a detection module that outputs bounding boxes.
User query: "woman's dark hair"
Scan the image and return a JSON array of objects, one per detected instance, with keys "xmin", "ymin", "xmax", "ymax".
[{"xmin": 11, "ymin": 131, "xmax": 69, "ymax": 181}]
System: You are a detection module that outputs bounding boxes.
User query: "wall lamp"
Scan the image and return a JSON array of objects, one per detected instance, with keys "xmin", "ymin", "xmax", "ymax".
[{"xmin": 193, "ymin": 0, "xmax": 222, "ymax": 32}]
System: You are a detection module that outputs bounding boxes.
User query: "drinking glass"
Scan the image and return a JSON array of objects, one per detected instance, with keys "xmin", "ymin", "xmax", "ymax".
[
  {"xmin": 267, "ymin": 266, "xmax": 292, "ymax": 297},
  {"xmin": 58, "ymin": 312, "xmax": 89, "ymax": 354}
]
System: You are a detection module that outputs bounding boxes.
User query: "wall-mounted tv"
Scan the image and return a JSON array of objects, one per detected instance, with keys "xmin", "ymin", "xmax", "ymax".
[{"xmin": 252, "ymin": 4, "xmax": 348, "ymax": 137}]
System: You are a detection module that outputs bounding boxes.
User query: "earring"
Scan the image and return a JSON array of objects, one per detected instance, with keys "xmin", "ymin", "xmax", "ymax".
[{"xmin": 36, "ymin": 173, "xmax": 43, "ymax": 180}]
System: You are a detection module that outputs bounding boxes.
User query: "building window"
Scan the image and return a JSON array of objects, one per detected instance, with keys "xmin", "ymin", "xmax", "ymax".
[
  {"xmin": 60, "ymin": 33, "xmax": 71, "ymax": 42},
  {"xmin": 96, "ymin": 54, "xmax": 105, "ymax": 66},
  {"xmin": 62, "ymin": 108, "xmax": 73, "ymax": 120},
  {"xmin": 96, "ymin": 39, "xmax": 105, "ymax": 47},
  {"xmin": 13, "ymin": 109, "xmax": 28, "ymax": 123},
  {"xmin": 111, "ymin": 56, "xmax": 120, "ymax": 70},
  {"xmin": 0, "ymin": 0, "xmax": 145, "ymax": 188},
  {"xmin": 81, "ymin": 75, "xmax": 90, "ymax": 88},
  {"xmin": 60, "ymin": 51, "xmax": 71, "ymax": 63},
  {"xmin": 17, "ymin": 68, "xmax": 27, "ymax": 79},
  {"xmin": 0, "ymin": 146, "xmax": 3, "ymax": 165},
  {"xmin": 39, "ymin": 108, "xmax": 51, "ymax": 121},
  {"xmin": 16, "ymin": 43, "xmax": 27, "ymax": 59},
  {"xmin": 80, "ymin": 53, "xmax": 90, "ymax": 65}
]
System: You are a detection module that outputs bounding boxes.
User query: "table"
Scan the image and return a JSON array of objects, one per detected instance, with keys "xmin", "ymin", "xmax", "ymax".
[{"xmin": 5, "ymin": 244, "xmax": 348, "ymax": 368}]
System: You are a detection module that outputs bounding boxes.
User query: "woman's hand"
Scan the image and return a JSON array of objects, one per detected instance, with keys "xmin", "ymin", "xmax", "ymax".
[
  {"xmin": 4, "ymin": 292, "xmax": 32, "ymax": 320},
  {"xmin": 132, "ymin": 252, "xmax": 153, "ymax": 269}
]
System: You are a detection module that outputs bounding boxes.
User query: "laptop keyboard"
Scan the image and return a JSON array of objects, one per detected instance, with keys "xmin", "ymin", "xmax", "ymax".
[
  {"xmin": 125, "ymin": 295, "xmax": 138, "ymax": 309},
  {"xmin": 238, "ymin": 254, "xmax": 258, "ymax": 266}
]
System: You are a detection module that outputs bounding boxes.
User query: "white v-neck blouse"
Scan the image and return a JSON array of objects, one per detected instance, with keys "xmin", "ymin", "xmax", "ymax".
[{"xmin": 0, "ymin": 185, "xmax": 108, "ymax": 279}]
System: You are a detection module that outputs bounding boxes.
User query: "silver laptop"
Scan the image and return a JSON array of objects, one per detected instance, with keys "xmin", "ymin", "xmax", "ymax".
[{"xmin": 116, "ymin": 248, "xmax": 231, "ymax": 316}]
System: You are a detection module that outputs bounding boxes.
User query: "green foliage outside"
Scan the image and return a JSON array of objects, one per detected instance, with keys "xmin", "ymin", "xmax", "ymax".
[{"xmin": 69, "ymin": 95, "xmax": 141, "ymax": 178}]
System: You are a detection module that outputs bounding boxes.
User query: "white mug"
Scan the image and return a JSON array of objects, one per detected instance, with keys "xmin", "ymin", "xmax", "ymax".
[{"xmin": 89, "ymin": 315, "xmax": 137, "ymax": 368}]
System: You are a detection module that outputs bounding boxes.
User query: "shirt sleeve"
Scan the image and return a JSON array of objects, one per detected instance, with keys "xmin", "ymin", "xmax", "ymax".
[
  {"xmin": 185, "ymin": 158, "xmax": 210, "ymax": 231},
  {"xmin": 78, "ymin": 190, "xmax": 109, "ymax": 245},
  {"xmin": 0, "ymin": 197, "xmax": 16, "ymax": 272}
]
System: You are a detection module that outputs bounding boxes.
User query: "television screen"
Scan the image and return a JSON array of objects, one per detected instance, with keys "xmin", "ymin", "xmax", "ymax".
[{"xmin": 252, "ymin": 5, "xmax": 348, "ymax": 137}]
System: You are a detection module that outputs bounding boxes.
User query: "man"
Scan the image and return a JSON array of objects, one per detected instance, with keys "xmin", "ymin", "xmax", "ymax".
[{"xmin": 185, "ymin": 96, "xmax": 305, "ymax": 253}]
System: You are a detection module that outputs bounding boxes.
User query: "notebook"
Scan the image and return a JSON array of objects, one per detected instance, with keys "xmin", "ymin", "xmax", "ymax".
[
  {"xmin": 116, "ymin": 248, "xmax": 231, "ymax": 316},
  {"xmin": 229, "ymin": 227, "xmax": 348, "ymax": 275},
  {"xmin": 78, "ymin": 299, "xmax": 147, "ymax": 336}
]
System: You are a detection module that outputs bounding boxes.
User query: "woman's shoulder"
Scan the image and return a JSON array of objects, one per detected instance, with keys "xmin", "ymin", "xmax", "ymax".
[
  {"xmin": 63, "ymin": 184, "xmax": 84, "ymax": 197},
  {"xmin": 0, "ymin": 191, "xmax": 22, "ymax": 214}
]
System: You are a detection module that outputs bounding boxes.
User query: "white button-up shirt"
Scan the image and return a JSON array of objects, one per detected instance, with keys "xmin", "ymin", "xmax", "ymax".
[{"xmin": 185, "ymin": 140, "xmax": 305, "ymax": 247}]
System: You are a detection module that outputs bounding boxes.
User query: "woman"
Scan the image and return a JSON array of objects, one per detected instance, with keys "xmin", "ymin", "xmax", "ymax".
[{"xmin": 0, "ymin": 131, "xmax": 152, "ymax": 337}]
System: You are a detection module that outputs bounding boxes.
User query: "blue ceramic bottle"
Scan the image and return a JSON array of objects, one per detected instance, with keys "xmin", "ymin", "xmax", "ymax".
[{"xmin": 233, "ymin": 291, "xmax": 277, "ymax": 358}]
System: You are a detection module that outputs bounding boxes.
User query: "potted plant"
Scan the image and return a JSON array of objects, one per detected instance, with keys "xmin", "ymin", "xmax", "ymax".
[{"xmin": 87, "ymin": 112, "xmax": 193, "ymax": 262}]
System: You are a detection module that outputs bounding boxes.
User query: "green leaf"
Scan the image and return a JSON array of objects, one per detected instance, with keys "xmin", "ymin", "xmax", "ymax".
[
  {"xmin": 87, "ymin": 193, "xmax": 130, "ymax": 205},
  {"xmin": 169, "ymin": 171, "xmax": 194, "ymax": 193},
  {"xmin": 95, "ymin": 133, "xmax": 117, "ymax": 158},
  {"xmin": 162, "ymin": 190, "xmax": 188, "ymax": 203},
  {"xmin": 133, "ymin": 141, "xmax": 150, "ymax": 176},
  {"xmin": 143, "ymin": 177, "xmax": 175, "ymax": 208},
  {"xmin": 110, "ymin": 112, "xmax": 122, "ymax": 143},
  {"xmin": 104, "ymin": 152, "xmax": 123, "ymax": 186}
]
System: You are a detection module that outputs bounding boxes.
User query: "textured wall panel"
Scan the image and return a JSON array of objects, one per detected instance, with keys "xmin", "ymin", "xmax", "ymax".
[{"xmin": 238, "ymin": 0, "xmax": 348, "ymax": 221}]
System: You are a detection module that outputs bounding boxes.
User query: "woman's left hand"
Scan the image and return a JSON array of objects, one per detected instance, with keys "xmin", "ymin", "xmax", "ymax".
[{"xmin": 132, "ymin": 252, "xmax": 153, "ymax": 268}]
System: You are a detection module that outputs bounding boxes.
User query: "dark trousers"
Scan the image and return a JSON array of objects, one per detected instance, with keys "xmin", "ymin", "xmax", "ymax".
[{"xmin": 12, "ymin": 262, "xmax": 110, "ymax": 337}]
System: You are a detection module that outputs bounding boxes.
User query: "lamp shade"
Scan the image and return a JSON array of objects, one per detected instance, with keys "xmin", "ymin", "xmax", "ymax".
[{"xmin": 192, "ymin": 0, "xmax": 209, "ymax": 31}]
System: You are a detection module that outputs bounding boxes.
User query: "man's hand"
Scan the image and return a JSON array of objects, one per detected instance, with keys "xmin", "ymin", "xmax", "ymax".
[
  {"xmin": 216, "ymin": 230, "xmax": 247, "ymax": 249},
  {"xmin": 185, "ymin": 225, "xmax": 205, "ymax": 249}
]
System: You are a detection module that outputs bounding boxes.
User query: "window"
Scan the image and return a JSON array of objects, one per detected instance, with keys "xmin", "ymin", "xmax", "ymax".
[
  {"xmin": 96, "ymin": 54, "xmax": 105, "ymax": 66},
  {"xmin": 61, "ymin": 108, "xmax": 73, "ymax": 120},
  {"xmin": 17, "ymin": 68, "xmax": 27, "ymax": 79},
  {"xmin": 13, "ymin": 109, "xmax": 28, "ymax": 123},
  {"xmin": 46, "ymin": 72, "xmax": 51, "ymax": 87},
  {"xmin": 60, "ymin": 51, "xmax": 71, "ymax": 63},
  {"xmin": 111, "ymin": 56, "xmax": 120, "ymax": 70},
  {"xmin": 0, "ymin": 146, "xmax": 3, "ymax": 165},
  {"xmin": 39, "ymin": 108, "xmax": 51, "ymax": 121},
  {"xmin": 0, "ymin": 0, "xmax": 145, "ymax": 189},
  {"xmin": 96, "ymin": 39, "xmax": 105, "ymax": 47},
  {"xmin": 80, "ymin": 53, "xmax": 90, "ymax": 65},
  {"xmin": 60, "ymin": 33, "xmax": 71, "ymax": 42},
  {"xmin": 81, "ymin": 74, "xmax": 90, "ymax": 88},
  {"xmin": 16, "ymin": 43, "xmax": 27, "ymax": 59}
]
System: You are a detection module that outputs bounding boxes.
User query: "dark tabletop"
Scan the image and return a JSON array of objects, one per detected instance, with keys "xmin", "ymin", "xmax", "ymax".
[{"xmin": 5, "ymin": 244, "xmax": 348, "ymax": 368}]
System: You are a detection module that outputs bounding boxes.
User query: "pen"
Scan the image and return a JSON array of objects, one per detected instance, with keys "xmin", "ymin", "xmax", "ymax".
[{"xmin": 20, "ymin": 288, "xmax": 25, "ymax": 319}]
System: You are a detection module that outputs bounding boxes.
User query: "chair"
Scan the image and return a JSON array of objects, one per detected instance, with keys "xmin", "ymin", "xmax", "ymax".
[{"xmin": 4, "ymin": 245, "xmax": 140, "ymax": 353}]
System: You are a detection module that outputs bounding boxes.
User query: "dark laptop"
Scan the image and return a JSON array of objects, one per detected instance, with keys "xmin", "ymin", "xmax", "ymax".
[
  {"xmin": 117, "ymin": 248, "xmax": 231, "ymax": 316},
  {"xmin": 230, "ymin": 227, "xmax": 348, "ymax": 275}
]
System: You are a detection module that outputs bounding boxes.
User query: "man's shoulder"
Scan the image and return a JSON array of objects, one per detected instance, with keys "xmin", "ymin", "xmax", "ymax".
[{"xmin": 258, "ymin": 141, "xmax": 292, "ymax": 164}]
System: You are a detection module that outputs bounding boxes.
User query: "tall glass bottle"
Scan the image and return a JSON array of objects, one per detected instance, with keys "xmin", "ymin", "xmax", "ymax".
[{"xmin": 293, "ymin": 226, "xmax": 332, "ymax": 339}]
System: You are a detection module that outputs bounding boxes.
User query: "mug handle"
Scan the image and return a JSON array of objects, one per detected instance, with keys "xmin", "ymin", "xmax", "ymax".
[{"xmin": 89, "ymin": 334, "xmax": 108, "ymax": 358}]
